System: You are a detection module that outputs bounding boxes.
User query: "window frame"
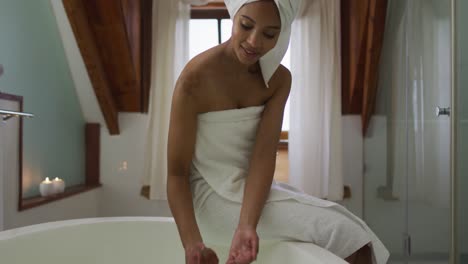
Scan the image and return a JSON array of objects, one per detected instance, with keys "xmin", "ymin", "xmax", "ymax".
[{"xmin": 191, "ymin": 4, "xmax": 229, "ymax": 45}]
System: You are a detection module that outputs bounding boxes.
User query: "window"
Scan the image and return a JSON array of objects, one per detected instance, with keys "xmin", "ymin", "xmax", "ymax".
[{"xmin": 189, "ymin": 10, "xmax": 291, "ymax": 132}]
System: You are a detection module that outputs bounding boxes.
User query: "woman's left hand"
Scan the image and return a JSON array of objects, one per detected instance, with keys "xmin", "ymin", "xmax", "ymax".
[{"xmin": 225, "ymin": 226, "xmax": 259, "ymax": 264}]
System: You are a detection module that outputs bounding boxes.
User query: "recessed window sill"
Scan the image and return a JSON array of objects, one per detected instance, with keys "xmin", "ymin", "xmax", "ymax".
[{"xmin": 19, "ymin": 184, "xmax": 102, "ymax": 211}]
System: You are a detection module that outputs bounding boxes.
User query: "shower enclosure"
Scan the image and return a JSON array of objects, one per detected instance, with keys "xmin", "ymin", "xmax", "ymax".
[{"xmin": 363, "ymin": 0, "xmax": 466, "ymax": 263}]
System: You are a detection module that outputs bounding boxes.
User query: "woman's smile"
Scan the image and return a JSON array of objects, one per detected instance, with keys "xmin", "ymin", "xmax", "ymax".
[{"xmin": 241, "ymin": 45, "xmax": 260, "ymax": 61}]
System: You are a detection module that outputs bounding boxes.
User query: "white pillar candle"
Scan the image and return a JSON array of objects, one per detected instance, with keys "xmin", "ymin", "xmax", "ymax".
[
  {"xmin": 52, "ymin": 177, "xmax": 66, "ymax": 194},
  {"xmin": 39, "ymin": 177, "xmax": 54, "ymax": 197}
]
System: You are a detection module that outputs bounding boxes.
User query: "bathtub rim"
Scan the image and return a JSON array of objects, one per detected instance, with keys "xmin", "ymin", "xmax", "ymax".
[
  {"xmin": 0, "ymin": 216, "xmax": 348, "ymax": 264},
  {"xmin": 0, "ymin": 216, "xmax": 174, "ymax": 241}
]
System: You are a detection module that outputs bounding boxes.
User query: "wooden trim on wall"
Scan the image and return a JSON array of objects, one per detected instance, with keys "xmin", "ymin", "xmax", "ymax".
[
  {"xmin": 20, "ymin": 185, "xmax": 101, "ymax": 211},
  {"xmin": 63, "ymin": 0, "xmax": 120, "ymax": 135},
  {"xmin": 140, "ymin": 185, "xmax": 150, "ymax": 199},
  {"xmin": 18, "ymin": 123, "xmax": 102, "ymax": 211},
  {"xmin": 85, "ymin": 123, "xmax": 101, "ymax": 186}
]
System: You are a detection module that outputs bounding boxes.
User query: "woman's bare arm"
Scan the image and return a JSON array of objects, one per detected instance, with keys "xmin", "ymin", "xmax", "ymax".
[
  {"xmin": 238, "ymin": 66, "xmax": 292, "ymax": 229},
  {"xmin": 167, "ymin": 72, "xmax": 203, "ymax": 248}
]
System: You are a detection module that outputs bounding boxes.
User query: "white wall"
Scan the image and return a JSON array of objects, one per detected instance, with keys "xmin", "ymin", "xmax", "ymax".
[
  {"xmin": 99, "ymin": 113, "xmax": 171, "ymax": 217},
  {"xmin": 339, "ymin": 116, "xmax": 363, "ymax": 218}
]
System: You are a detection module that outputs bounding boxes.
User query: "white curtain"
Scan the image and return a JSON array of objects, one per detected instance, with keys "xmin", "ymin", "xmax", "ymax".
[
  {"xmin": 288, "ymin": 0, "xmax": 343, "ymax": 201},
  {"xmin": 142, "ymin": 0, "xmax": 217, "ymax": 200},
  {"xmin": 142, "ymin": 0, "xmax": 190, "ymax": 200}
]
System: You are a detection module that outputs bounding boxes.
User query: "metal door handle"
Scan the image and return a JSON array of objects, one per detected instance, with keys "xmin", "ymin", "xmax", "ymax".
[{"xmin": 436, "ymin": 107, "xmax": 451, "ymax": 117}]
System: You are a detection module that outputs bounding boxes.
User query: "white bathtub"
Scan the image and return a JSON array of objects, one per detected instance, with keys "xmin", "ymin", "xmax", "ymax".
[{"xmin": 0, "ymin": 217, "xmax": 347, "ymax": 264}]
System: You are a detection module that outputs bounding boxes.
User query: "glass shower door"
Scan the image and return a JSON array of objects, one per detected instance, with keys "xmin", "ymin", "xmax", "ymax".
[
  {"xmin": 456, "ymin": 0, "xmax": 468, "ymax": 263},
  {"xmin": 405, "ymin": 0, "xmax": 452, "ymax": 263},
  {"xmin": 363, "ymin": 1, "xmax": 409, "ymax": 263},
  {"xmin": 364, "ymin": 0, "xmax": 452, "ymax": 263}
]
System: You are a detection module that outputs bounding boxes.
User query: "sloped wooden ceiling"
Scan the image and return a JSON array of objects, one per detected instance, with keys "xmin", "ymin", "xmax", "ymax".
[{"xmin": 63, "ymin": 0, "xmax": 153, "ymax": 135}]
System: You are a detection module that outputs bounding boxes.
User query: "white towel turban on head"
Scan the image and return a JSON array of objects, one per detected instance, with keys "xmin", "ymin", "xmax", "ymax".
[{"xmin": 225, "ymin": 0, "xmax": 302, "ymax": 87}]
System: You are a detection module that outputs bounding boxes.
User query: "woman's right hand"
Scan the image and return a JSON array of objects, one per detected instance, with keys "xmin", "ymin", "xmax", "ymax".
[{"xmin": 185, "ymin": 242, "xmax": 219, "ymax": 264}]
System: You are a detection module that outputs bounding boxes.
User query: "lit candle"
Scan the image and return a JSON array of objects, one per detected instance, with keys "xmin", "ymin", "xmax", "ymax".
[
  {"xmin": 52, "ymin": 177, "xmax": 66, "ymax": 194},
  {"xmin": 39, "ymin": 177, "xmax": 54, "ymax": 197}
]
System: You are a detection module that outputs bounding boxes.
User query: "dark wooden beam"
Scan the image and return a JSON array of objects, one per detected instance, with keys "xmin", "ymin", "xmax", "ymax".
[
  {"xmin": 63, "ymin": 0, "xmax": 120, "ymax": 134},
  {"xmin": 191, "ymin": 3, "xmax": 229, "ymax": 19},
  {"xmin": 121, "ymin": 0, "xmax": 142, "ymax": 81},
  {"xmin": 141, "ymin": 0, "xmax": 153, "ymax": 113},
  {"xmin": 85, "ymin": 123, "xmax": 101, "ymax": 186},
  {"xmin": 82, "ymin": 0, "xmax": 141, "ymax": 112}
]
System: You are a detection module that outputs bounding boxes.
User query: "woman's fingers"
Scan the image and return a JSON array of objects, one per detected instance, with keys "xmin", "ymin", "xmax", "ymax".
[
  {"xmin": 226, "ymin": 230, "xmax": 259, "ymax": 264},
  {"xmin": 231, "ymin": 247, "xmax": 254, "ymax": 264}
]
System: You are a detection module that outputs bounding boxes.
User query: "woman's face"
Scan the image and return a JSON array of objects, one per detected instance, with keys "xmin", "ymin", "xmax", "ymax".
[{"xmin": 231, "ymin": 1, "xmax": 281, "ymax": 65}]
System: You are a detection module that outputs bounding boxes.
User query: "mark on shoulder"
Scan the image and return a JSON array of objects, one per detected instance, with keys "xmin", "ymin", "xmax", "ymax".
[
  {"xmin": 173, "ymin": 52, "xmax": 217, "ymax": 112},
  {"xmin": 176, "ymin": 65, "xmax": 201, "ymax": 98},
  {"xmin": 176, "ymin": 46, "xmax": 221, "ymax": 96}
]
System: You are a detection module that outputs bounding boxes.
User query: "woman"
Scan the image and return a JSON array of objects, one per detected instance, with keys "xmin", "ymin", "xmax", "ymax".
[{"xmin": 167, "ymin": 1, "xmax": 389, "ymax": 264}]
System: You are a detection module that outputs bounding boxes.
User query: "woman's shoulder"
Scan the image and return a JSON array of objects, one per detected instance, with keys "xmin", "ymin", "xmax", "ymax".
[
  {"xmin": 186, "ymin": 45, "xmax": 224, "ymax": 72},
  {"xmin": 269, "ymin": 64, "xmax": 292, "ymax": 90},
  {"xmin": 174, "ymin": 47, "xmax": 225, "ymax": 109},
  {"xmin": 179, "ymin": 47, "xmax": 223, "ymax": 82}
]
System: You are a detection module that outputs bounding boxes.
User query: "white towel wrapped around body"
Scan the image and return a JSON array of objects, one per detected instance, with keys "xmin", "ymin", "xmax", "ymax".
[{"xmin": 189, "ymin": 106, "xmax": 389, "ymax": 263}]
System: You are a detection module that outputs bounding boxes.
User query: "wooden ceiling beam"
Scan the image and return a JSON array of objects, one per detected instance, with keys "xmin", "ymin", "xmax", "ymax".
[
  {"xmin": 63, "ymin": 0, "xmax": 120, "ymax": 135},
  {"xmin": 140, "ymin": 0, "xmax": 153, "ymax": 113},
  {"xmin": 82, "ymin": 0, "xmax": 141, "ymax": 112}
]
